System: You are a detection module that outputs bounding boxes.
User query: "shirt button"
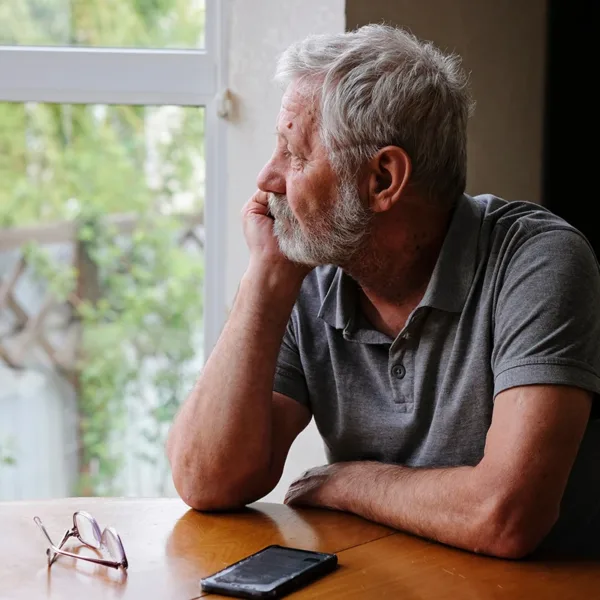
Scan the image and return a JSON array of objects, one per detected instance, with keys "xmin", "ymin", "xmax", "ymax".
[{"xmin": 391, "ymin": 364, "xmax": 406, "ymax": 379}]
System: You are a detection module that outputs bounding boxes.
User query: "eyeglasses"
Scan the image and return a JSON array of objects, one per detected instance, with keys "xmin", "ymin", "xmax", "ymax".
[{"xmin": 34, "ymin": 511, "xmax": 129, "ymax": 571}]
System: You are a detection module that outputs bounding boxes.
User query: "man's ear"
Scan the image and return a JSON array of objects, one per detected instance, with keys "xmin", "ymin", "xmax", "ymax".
[{"xmin": 366, "ymin": 146, "xmax": 412, "ymax": 213}]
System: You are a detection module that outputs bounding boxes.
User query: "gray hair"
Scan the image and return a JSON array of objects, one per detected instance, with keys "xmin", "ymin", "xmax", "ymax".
[{"xmin": 275, "ymin": 24, "xmax": 474, "ymax": 204}]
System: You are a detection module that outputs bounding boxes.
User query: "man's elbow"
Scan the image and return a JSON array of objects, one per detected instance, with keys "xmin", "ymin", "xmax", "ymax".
[
  {"xmin": 475, "ymin": 496, "xmax": 559, "ymax": 560},
  {"xmin": 169, "ymin": 454, "xmax": 271, "ymax": 512},
  {"xmin": 170, "ymin": 461, "xmax": 236, "ymax": 511},
  {"xmin": 174, "ymin": 478, "xmax": 246, "ymax": 512},
  {"xmin": 481, "ymin": 527, "xmax": 548, "ymax": 560}
]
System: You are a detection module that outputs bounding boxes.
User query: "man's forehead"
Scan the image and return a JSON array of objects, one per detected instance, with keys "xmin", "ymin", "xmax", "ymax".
[{"xmin": 277, "ymin": 83, "xmax": 317, "ymax": 133}]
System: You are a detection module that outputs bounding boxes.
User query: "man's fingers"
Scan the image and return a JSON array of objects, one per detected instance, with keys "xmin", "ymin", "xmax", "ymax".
[
  {"xmin": 251, "ymin": 190, "xmax": 270, "ymax": 212},
  {"xmin": 252, "ymin": 190, "xmax": 269, "ymax": 206},
  {"xmin": 243, "ymin": 190, "xmax": 270, "ymax": 217}
]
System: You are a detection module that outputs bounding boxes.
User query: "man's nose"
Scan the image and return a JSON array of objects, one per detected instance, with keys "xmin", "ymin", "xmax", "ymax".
[{"xmin": 257, "ymin": 158, "xmax": 286, "ymax": 195}]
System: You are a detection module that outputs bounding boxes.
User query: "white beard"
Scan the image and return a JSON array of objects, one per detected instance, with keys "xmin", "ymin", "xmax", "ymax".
[{"xmin": 267, "ymin": 179, "xmax": 371, "ymax": 266}]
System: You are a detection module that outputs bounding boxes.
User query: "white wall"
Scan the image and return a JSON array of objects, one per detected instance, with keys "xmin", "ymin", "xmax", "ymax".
[{"xmin": 224, "ymin": 0, "xmax": 345, "ymax": 502}]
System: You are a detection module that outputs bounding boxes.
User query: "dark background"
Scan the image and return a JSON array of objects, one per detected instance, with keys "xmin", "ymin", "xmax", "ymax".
[{"xmin": 543, "ymin": 0, "xmax": 598, "ymax": 256}]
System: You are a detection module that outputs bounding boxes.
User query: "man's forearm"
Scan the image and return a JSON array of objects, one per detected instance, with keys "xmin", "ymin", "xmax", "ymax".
[
  {"xmin": 326, "ymin": 462, "xmax": 484, "ymax": 548},
  {"xmin": 303, "ymin": 461, "xmax": 545, "ymax": 558},
  {"xmin": 167, "ymin": 262, "xmax": 303, "ymax": 508}
]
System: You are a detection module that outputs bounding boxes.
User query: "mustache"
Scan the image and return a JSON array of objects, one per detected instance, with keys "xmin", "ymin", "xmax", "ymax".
[{"xmin": 267, "ymin": 193, "xmax": 294, "ymax": 221}]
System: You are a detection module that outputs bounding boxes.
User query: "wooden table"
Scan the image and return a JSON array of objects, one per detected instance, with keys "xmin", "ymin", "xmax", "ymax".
[{"xmin": 0, "ymin": 498, "xmax": 598, "ymax": 599}]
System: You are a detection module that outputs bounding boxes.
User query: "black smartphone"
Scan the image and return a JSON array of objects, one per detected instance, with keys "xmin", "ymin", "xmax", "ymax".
[{"xmin": 199, "ymin": 544, "xmax": 338, "ymax": 599}]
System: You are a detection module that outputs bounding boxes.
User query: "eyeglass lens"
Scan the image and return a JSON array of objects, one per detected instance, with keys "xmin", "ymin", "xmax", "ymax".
[
  {"xmin": 74, "ymin": 512, "xmax": 102, "ymax": 549},
  {"xmin": 102, "ymin": 528, "xmax": 126, "ymax": 563}
]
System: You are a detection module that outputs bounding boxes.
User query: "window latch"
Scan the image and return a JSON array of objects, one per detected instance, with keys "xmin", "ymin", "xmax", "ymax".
[{"xmin": 215, "ymin": 88, "xmax": 233, "ymax": 119}]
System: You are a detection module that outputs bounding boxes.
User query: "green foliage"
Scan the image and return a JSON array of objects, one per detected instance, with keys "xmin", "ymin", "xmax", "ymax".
[
  {"xmin": 1, "ymin": 0, "xmax": 206, "ymax": 496},
  {"xmin": 0, "ymin": 103, "xmax": 205, "ymax": 227},
  {"xmin": 0, "ymin": 0, "xmax": 205, "ymax": 48},
  {"xmin": 21, "ymin": 166, "xmax": 204, "ymax": 497},
  {"xmin": 74, "ymin": 211, "xmax": 203, "ymax": 495},
  {"xmin": 23, "ymin": 243, "xmax": 77, "ymax": 299}
]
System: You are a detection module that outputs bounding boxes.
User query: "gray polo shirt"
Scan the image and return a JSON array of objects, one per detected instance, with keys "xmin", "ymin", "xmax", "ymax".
[{"xmin": 274, "ymin": 193, "xmax": 600, "ymax": 551}]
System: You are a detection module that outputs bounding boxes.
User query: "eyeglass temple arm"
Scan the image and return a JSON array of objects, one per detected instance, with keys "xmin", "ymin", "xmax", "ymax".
[
  {"xmin": 34, "ymin": 516, "xmax": 72, "ymax": 566},
  {"xmin": 34, "ymin": 517, "xmax": 58, "ymax": 547},
  {"xmin": 49, "ymin": 528, "xmax": 74, "ymax": 566},
  {"xmin": 45, "ymin": 545, "xmax": 123, "ymax": 570}
]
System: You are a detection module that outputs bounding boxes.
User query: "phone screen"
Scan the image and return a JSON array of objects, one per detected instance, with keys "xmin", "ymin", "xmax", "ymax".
[{"xmin": 201, "ymin": 545, "xmax": 337, "ymax": 598}]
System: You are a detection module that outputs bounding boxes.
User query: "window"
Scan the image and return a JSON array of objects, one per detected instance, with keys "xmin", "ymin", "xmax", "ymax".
[{"xmin": 0, "ymin": 0, "xmax": 227, "ymax": 499}]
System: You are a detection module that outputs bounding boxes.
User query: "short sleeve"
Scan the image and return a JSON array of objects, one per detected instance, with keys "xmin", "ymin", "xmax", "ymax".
[
  {"xmin": 492, "ymin": 228, "xmax": 600, "ymax": 405},
  {"xmin": 273, "ymin": 312, "xmax": 311, "ymax": 411}
]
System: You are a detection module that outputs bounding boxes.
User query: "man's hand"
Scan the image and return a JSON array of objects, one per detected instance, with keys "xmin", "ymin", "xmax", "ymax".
[
  {"xmin": 241, "ymin": 190, "xmax": 311, "ymax": 297},
  {"xmin": 242, "ymin": 190, "xmax": 282, "ymax": 261},
  {"xmin": 284, "ymin": 464, "xmax": 348, "ymax": 509},
  {"xmin": 242, "ymin": 191, "xmax": 306, "ymax": 271}
]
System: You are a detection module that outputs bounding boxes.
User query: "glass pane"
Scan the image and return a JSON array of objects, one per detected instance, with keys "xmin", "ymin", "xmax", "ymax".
[
  {"xmin": 102, "ymin": 528, "xmax": 125, "ymax": 562},
  {"xmin": 75, "ymin": 512, "xmax": 101, "ymax": 548},
  {"xmin": 0, "ymin": 0, "xmax": 205, "ymax": 49},
  {"xmin": 0, "ymin": 102, "xmax": 205, "ymax": 499}
]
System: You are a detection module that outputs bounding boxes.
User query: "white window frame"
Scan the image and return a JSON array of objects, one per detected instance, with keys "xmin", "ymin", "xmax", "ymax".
[{"xmin": 0, "ymin": 0, "xmax": 229, "ymax": 359}]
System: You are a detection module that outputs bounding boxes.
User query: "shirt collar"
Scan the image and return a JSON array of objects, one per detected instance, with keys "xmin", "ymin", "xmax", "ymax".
[
  {"xmin": 318, "ymin": 267, "xmax": 355, "ymax": 331},
  {"xmin": 418, "ymin": 193, "xmax": 482, "ymax": 313},
  {"xmin": 318, "ymin": 194, "xmax": 482, "ymax": 331}
]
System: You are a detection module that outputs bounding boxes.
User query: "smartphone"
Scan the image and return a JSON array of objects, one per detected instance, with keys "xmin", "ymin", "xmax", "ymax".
[{"xmin": 200, "ymin": 544, "xmax": 338, "ymax": 599}]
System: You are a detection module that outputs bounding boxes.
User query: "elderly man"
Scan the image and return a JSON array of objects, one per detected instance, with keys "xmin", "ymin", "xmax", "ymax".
[{"xmin": 166, "ymin": 25, "xmax": 600, "ymax": 558}]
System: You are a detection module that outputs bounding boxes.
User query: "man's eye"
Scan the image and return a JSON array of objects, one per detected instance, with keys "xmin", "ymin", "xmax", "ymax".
[
  {"xmin": 291, "ymin": 151, "xmax": 305, "ymax": 163},
  {"xmin": 284, "ymin": 146, "xmax": 299, "ymax": 159},
  {"xmin": 281, "ymin": 147, "xmax": 305, "ymax": 167}
]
